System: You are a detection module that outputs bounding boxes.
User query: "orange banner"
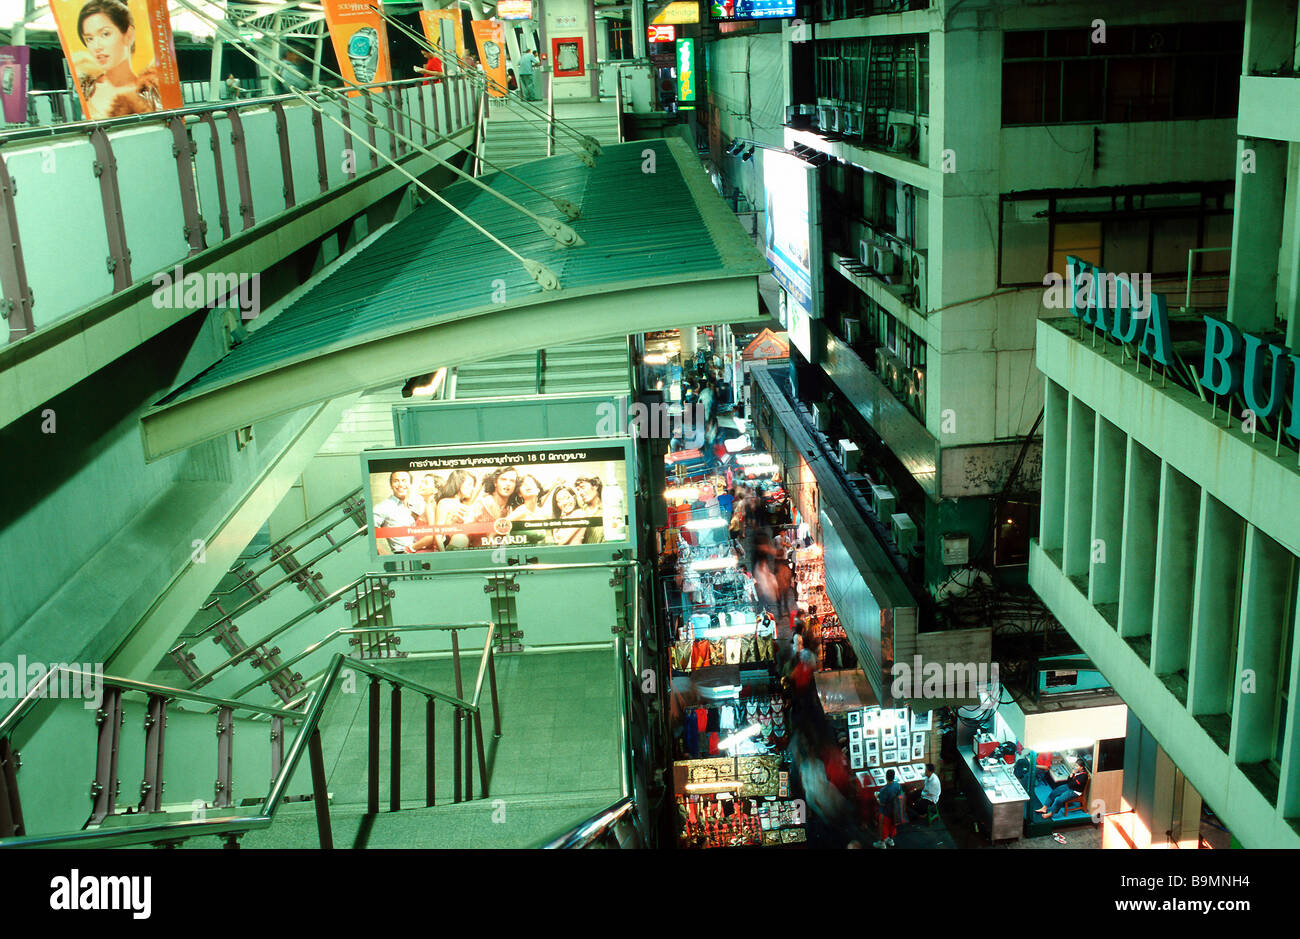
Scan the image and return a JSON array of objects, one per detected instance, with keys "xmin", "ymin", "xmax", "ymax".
[
  {"xmin": 470, "ymin": 20, "xmax": 507, "ymax": 98},
  {"xmin": 50, "ymin": 0, "xmax": 182, "ymax": 120},
  {"xmin": 323, "ymin": 0, "xmax": 392, "ymax": 91},
  {"xmin": 419, "ymin": 9, "xmax": 465, "ymax": 69}
]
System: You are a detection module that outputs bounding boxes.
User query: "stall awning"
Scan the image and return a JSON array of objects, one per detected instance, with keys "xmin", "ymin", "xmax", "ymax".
[{"xmin": 139, "ymin": 137, "xmax": 769, "ymax": 460}]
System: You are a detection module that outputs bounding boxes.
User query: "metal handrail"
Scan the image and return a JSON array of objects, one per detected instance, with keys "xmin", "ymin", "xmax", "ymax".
[
  {"xmin": 227, "ymin": 621, "xmax": 494, "ymax": 701},
  {"xmin": 543, "ymin": 796, "xmax": 636, "ymax": 848},
  {"xmin": 0, "ymin": 75, "xmax": 450, "ymax": 145},
  {"xmin": 547, "ymin": 70, "xmax": 555, "ymax": 157},
  {"xmin": 193, "ymin": 561, "xmax": 636, "ymax": 688},
  {"xmin": 231, "ymin": 486, "xmax": 365, "ymax": 567}
]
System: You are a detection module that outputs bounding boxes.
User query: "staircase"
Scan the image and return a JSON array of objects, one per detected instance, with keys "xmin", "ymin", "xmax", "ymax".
[
  {"xmin": 481, "ymin": 96, "xmax": 622, "ymax": 170},
  {"xmin": 452, "ymin": 335, "xmax": 630, "ymax": 398}
]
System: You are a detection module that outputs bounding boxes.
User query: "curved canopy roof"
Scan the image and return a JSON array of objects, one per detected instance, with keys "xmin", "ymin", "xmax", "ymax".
[{"xmin": 140, "ymin": 136, "xmax": 769, "ymax": 459}]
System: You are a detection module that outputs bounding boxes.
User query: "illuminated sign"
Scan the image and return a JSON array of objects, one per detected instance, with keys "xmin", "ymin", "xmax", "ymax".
[
  {"xmin": 652, "ymin": 1, "xmax": 701, "ymax": 24},
  {"xmin": 676, "ymin": 37, "xmax": 695, "ymax": 106},
  {"xmin": 648, "ymin": 24, "xmax": 677, "ymax": 42},
  {"xmin": 497, "ymin": 0, "xmax": 532, "ymax": 18}
]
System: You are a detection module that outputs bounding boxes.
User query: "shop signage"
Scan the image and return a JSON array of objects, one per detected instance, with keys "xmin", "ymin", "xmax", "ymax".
[
  {"xmin": 652, "ymin": 1, "xmax": 701, "ymax": 24},
  {"xmin": 676, "ymin": 37, "xmax": 695, "ymax": 106},
  {"xmin": 1061, "ymin": 256, "xmax": 1170, "ymax": 366},
  {"xmin": 648, "ymin": 24, "xmax": 676, "ymax": 42},
  {"xmin": 1201, "ymin": 314, "xmax": 1300, "ymax": 431},
  {"xmin": 1061, "ymin": 258, "xmax": 1300, "ymax": 433},
  {"xmin": 496, "ymin": 0, "xmax": 532, "ymax": 19}
]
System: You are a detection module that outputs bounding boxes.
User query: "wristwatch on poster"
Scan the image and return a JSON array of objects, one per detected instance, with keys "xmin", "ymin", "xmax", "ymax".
[{"xmin": 347, "ymin": 27, "xmax": 380, "ymax": 83}]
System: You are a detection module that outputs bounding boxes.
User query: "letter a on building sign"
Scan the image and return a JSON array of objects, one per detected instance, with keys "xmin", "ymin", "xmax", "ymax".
[
  {"xmin": 471, "ymin": 20, "xmax": 507, "ymax": 97},
  {"xmin": 50, "ymin": 0, "xmax": 183, "ymax": 121},
  {"xmin": 323, "ymin": 0, "xmax": 392, "ymax": 94},
  {"xmin": 676, "ymin": 38, "xmax": 695, "ymax": 108}
]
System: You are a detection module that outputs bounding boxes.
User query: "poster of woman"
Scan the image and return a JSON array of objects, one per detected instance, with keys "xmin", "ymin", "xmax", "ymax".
[{"xmin": 50, "ymin": 0, "xmax": 182, "ymax": 120}]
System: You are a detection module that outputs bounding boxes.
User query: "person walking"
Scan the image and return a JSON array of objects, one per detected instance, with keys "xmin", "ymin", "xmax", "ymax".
[{"xmin": 516, "ymin": 48, "xmax": 539, "ymax": 100}]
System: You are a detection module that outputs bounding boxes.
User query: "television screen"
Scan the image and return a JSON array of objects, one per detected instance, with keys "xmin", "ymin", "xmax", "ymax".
[{"xmin": 710, "ymin": 0, "xmax": 796, "ymax": 20}]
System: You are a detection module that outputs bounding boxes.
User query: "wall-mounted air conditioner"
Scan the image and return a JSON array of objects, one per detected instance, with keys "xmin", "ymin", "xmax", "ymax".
[
  {"xmin": 817, "ymin": 105, "xmax": 834, "ymax": 132},
  {"xmin": 859, "ymin": 239, "xmax": 873, "ymax": 269},
  {"xmin": 886, "ymin": 121, "xmax": 917, "ymax": 153},
  {"xmin": 890, "ymin": 513, "xmax": 918, "ymax": 554},
  {"xmin": 838, "ymin": 439, "xmax": 862, "ymax": 473},
  {"xmin": 870, "ymin": 484, "xmax": 897, "ymax": 520},
  {"xmin": 908, "ymin": 251, "xmax": 928, "ymax": 312},
  {"xmin": 908, "ymin": 369, "xmax": 926, "ymax": 412},
  {"xmin": 873, "ymin": 245, "xmax": 898, "ymax": 277},
  {"xmin": 843, "ymin": 317, "xmax": 861, "ymax": 344},
  {"xmin": 812, "ymin": 401, "xmax": 831, "ymax": 433}
]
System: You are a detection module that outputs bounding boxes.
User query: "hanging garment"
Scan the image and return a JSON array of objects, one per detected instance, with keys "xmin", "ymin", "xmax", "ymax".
[
  {"xmin": 692, "ymin": 640, "xmax": 711, "ymax": 670},
  {"xmin": 724, "ymin": 636, "xmax": 742, "ymax": 664},
  {"xmin": 740, "ymin": 634, "xmax": 757, "ymax": 663},
  {"xmin": 719, "ymin": 705, "xmax": 736, "ymax": 732},
  {"xmin": 708, "ymin": 639, "xmax": 725, "ymax": 666},
  {"xmin": 684, "ymin": 711, "xmax": 698, "ymax": 756}
]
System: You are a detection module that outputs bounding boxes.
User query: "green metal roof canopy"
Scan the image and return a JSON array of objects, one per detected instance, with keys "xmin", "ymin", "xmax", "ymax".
[{"xmin": 139, "ymin": 138, "xmax": 769, "ymax": 460}]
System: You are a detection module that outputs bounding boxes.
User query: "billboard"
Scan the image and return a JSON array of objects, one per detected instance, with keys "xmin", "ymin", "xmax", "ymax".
[
  {"xmin": 49, "ymin": 0, "xmax": 182, "ymax": 120},
  {"xmin": 497, "ymin": 0, "xmax": 533, "ymax": 19},
  {"xmin": 419, "ymin": 9, "xmax": 466, "ymax": 68},
  {"xmin": 363, "ymin": 443, "xmax": 630, "ymax": 557},
  {"xmin": 709, "ymin": 0, "xmax": 797, "ymax": 19},
  {"xmin": 471, "ymin": 19, "xmax": 508, "ymax": 96},
  {"xmin": 323, "ymin": 0, "xmax": 392, "ymax": 89},
  {"xmin": 675, "ymin": 37, "xmax": 695, "ymax": 107},
  {"xmin": 763, "ymin": 149, "xmax": 820, "ymax": 360}
]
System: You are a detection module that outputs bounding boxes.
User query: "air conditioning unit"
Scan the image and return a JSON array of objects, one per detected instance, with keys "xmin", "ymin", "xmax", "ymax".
[
  {"xmin": 908, "ymin": 368, "xmax": 925, "ymax": 411},
  {"xmin": 886, "ymin": 121, "xmax": 917, "ymax": 153},
  {"xmin": 870, "ymin": 484, "xmax": 897, "ymax": 519},
  {"xmin": 843, "ymin": 317, "xmax": 861, "ymax": 344},
  {"xmin": 859, "ymin": 239, "xmax": 873, "ymax": 268},
  {"xmin": 875, "ymin": 346, "xmax": 889, "ymax": 377},
  {"xmin": 890, "ymin": 513, "xmax": 918, "ymax": 554},
  {"xmin": 817, "ymin": 105, "xmax": 834, "ymax": 132},
  {"xmin": 812, "ymin": 401, "xmax": 831, "ymax": 433},
  {"xmin": 873, "ymin": 245, "xmax": 898, "ymax": 277},
  {"xmin": 838, "ymin": 438, "xmax": 862, "ymax": 472},
  {"xmin": 844, "ymin": 109, "xmax": 864, "ymax": 138},
  {"xmin": 908, "ymin": 251, "xmax": 928, "ymax": 312}
]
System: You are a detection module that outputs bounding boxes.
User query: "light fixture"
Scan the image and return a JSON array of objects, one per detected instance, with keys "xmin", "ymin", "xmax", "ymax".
[
  {"xmin": 684, "ymin": 780, "xmax": 743, "ymax": 793},
  {"xmin": 742, "ymin": 146, "xmax": 755, "ymax": 161},
  {"xmin": 718, "ymin": 722, "xmax": 763, "ymax": 751},
  {"xmin": 401, "ymin": 368, "xmax": 447, "ymax": 398},
  {"xmin": 643, "ymin": 353, "xmax": 669, "ymax": 365},
  {"xmin": 727, "ymin": 140, "xmax": 745, "ymax": 156},
  {"xmin": 689, "ymin": 556, "xmax": 737, "ymax": 571},
  {"xmin": 663, "ymin": 486, "xmax": 699, "ymax": 501},
  {"xmin": 683, "ymin": 518, "xmax": 728, "ymax": 530}
]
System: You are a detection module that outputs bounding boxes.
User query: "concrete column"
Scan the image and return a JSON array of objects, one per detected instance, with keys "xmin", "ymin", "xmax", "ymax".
[
  {"xmin": 1187, "ymin": 492, "xmax": 1245, "ymax": 719},
  {"xmin": 1228, "ymin": 528, "xmax": 1291, "ymax": 765},
  {"xmin": 1117, "ymin": 439, "xmax": 1159, "ymax": 640},
  {"xmin": 1039, "ymin": 379, "xmax": 1068, "ymax": 553},
  {"xmin": 680, "ymin": 326, "xmax": 697, "ymax": 357},
  {"xmin": 208, "ymin": 35, "xmax": 225, "ymax": 102},
  {"xmin": 1278, "ymin": 576, "xmax": 1300, "ymax": 817},
  {"xmin": 632, "ymin": 0, "xmax": 646, "ymax": 59},
  {"xmin": 1284, "ymin": 146, "xmax": 1300, "ymax": 348},
  {"xmin": 1149, "ymin": 465, "xmax": 1197, "ymax": 674},
  {"xmin": 1061, "ymin": 396, "xmax": 1095, "ymax": 580},
  {"xmin": 1088, "ymin": 416, "xmax": 1125, "ymax": 609},
  {"xmin": 1227, "ymin": 137, "xmax": 1287, "ymax": 332}
]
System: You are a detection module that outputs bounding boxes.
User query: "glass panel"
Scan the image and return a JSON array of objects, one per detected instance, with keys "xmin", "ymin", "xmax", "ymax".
[
  {"xmin": 1102, "ymin": 219, "xmax": 1150, "ymax": 273},
  {"xmin": 1151, "ymin": 216, "xmax": 1198, "ymax": 275},
  {"xmin": 1001, "ymin": 206, "xmax": 1050, "ymax": 284},
  {"xmin": 1062, "ymin": 59, "xmax": 1104, "ymax": 121},
  {"xmin": 1002, "ymin": 61, "xmax": 1044, "ymax": 124},
  {"xmin": 1003, "ymin": 30, "xmax": 1043, "ymax": 59},
  {"xmin": 1050, "ymin": 221, "xmax": 1102, "ymax": 277}
]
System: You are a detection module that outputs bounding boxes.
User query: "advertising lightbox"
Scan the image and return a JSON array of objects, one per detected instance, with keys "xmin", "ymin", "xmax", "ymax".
[
  {"xmin": 763, "ymin": 149, "xmax": 821, "ymax": 361},
  {"xmin": 362, "ymin": 440, "xmax": 631, "ymax": 561}
]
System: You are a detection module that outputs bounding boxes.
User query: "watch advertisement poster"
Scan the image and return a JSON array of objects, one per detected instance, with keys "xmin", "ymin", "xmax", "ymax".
[
  {"xmin": 470, "ymin": 19, "xmax": 507, "ymax": 97},
  {"xmin": 49, "ymin": 0, "xmax": 182, "ymax": 121},
  {"xmin": 323, "ymin": 0, "xmax": 392, "ymax": 92}
]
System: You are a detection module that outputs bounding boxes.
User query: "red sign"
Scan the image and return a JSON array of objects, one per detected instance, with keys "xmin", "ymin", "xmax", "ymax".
[{"xmin": 647, "ymin": 24, "xmax": 676, "ymax": 42}]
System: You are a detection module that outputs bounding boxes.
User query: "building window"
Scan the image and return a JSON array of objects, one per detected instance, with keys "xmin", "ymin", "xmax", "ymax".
[
  {"xmin": 1001, "ymin": 23, "xmax": 1242, "ymax": 126},
  {"xmin": 998, "ymin": 187, "xmax": 1234, "ymax": 286}
]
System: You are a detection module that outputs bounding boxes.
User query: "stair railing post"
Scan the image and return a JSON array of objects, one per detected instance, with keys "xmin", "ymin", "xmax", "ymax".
[
  {"xmin": 425, "ymin": 696, "xmax": 436, "ymax": 807},
  {"xmin": 307, "ymin": 729, "xmax": 333, "ymax": 849},
  {"xmin": 367, "ymin": 675, "xmax": 380, "ymax": 814},
  {"xmin": 390, "ymin": 682, "xmax": 401, "ymax": 812},
  {"xmin": 452, "ymin": 707, "xmax": 463, "ymax": 804}
]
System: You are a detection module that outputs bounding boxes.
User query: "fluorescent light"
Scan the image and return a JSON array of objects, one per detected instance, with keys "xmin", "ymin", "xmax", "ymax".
[
  {"xmin": 643, "ymin": 353, "xmax": 669, "ymax": 365},
  {"xmin": 410, "ymin": 368, "xmax": 447, "ymax": 397},
  {"xmin": 719, "ymin": 723, "xmax": 763, "ymax": 751},
  {"xmin": 724, "ymin": 435, "xmax": 752, "ymax": 453},
  {"xmin": 683, "ymin": 518, "xmax": 728, "ymax": 530},
  {"xmin": 664, "ymin": 487, "xmax": 699, "ymax": 501},
  {"xmin": 684, "ymin": 781, "xmax": 743, "ymax": 793},
  {"xmin": 690, "ymin": 556, "xmax": 737, "ymax": 571}
]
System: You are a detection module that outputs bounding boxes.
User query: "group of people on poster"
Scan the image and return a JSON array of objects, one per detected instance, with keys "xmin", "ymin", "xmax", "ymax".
[{"xmin": 372, "ymin": 464, "xmax": 613, "ymax": 555}]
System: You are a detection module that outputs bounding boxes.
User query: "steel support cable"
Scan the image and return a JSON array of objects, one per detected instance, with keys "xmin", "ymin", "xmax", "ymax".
[
  {"xmin": 375, "ymin": 7, "xmax": 603, "ymax": 160},
  {"xmin": 187, "ymin": 0, "xmax": 583, "ymax": 244},
  {"xmin": 219, "ymin": 5, "xmax": 587, "ymax": 220},
  {"xmin": 175, "ymin": 1, "xmax": 573, "ymax": 286}
]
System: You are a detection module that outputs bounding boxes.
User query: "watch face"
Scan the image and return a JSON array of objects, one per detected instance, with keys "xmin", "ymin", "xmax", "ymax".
[{"xmin": 348, "ymin": 29, "xmax": 377, "ymax": 57}]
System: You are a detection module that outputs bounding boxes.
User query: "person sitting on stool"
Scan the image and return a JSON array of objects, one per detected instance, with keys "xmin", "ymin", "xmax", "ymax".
[
  {"xmin": 908, "ymin": 763, "xmax": 940, "ymax": 817},
  {"xmin": 1035, "ymin": 758, "xmax": 1089, "ymax": 819}
]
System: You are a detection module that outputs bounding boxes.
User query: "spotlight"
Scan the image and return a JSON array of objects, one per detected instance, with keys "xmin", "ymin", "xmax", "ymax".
[
  {"xmin": 727, "ymin": 141, "xmax": 744, "ymax": 156},
  {"xmin": 742, "ymin": 146, "xmax": 755, "ymax": 161}
]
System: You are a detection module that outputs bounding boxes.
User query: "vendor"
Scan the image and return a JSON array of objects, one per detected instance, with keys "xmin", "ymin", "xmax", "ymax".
[{"xmin": 1035, "ymin": 758, "xmax": 1089, "ymax": 819}]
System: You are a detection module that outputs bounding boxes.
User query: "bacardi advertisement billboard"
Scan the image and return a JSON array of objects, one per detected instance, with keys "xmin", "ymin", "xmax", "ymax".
[{"xmin": 363, "ymin": 444, "xmax": 629, "ymax": 557}]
